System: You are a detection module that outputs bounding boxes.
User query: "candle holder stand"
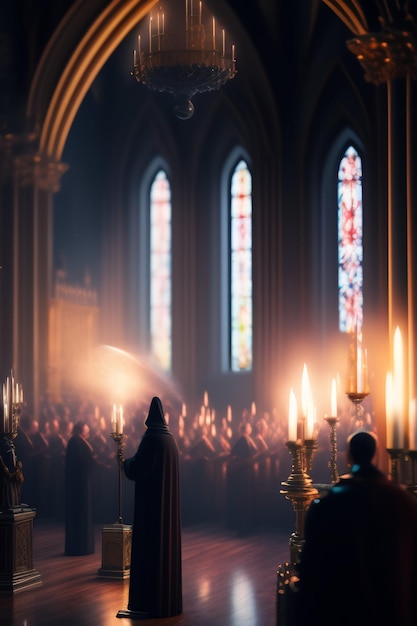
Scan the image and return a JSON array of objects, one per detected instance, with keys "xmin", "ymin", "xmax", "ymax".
[
  {"xmin": 386, "ymin": 447, "xmax": 404, "ymax": 484},
  {"xmin": 346, "ymin": 391, "xmax": 369, "ymax": 430},
  {"xmin": 324, "ymin": 416, "xmax": 340, "ymax": 484},
  {"xmin": 97, "ymin": 431, "xmax": 132, "ymax": 579},
  {"xmin": 0, "ymin": 376, "xmax": 42, "ymax": 595},
  {"xmin": 277, "ymin": 441, "xmax": 319, "ymax": 625},
  {"xmin": 279, "ymin": 441, "xmax": 319, "ymax": 565}
]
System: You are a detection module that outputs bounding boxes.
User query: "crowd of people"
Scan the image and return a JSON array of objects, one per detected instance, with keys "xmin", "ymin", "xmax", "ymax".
[{"xmin": 11, "ymin": 393, "xmax": 358, "ymax": 534}]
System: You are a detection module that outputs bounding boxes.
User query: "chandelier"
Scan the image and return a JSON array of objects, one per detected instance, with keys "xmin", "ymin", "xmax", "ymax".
[{"xmin": 132, "ymin": 0, "xmax": 237, "ymax": 119}]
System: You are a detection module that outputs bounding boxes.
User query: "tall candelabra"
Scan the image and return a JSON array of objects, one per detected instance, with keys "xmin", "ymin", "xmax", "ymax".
[
  {"xmin": 111, "ymin": 430, "xmax": 125, "ymax": 524},
  {"xmin": 98, "ymin": 406, "xmax": 131, "ymax": 580},
  {"xmin": 280, "ymin": 439, "xmax": 319, "ymax": 565},
  {"xmin": 324, "ymin": 416, "xmax": 340, "ymax": 484}
]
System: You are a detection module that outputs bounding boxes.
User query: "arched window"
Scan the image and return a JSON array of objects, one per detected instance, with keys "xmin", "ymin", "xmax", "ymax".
[
  {"xmin": 230, "ymin": 160, "xmax": 253, "ymax": 371},
  {"xmin": 338, "ymin": 146, "xmax": 363, "ymax": 333},
  {"xmin": 150, "ymin": 170, "xmax": 172, "ymax": 371}
]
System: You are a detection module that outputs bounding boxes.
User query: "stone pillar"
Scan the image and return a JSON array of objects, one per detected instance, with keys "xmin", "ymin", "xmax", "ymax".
[
  {"xmin": 10, "ymin": 150, "xmax": 68, "ymax": 415},
  {"xmin": 347, "ymin": 27, "xmax": 417, "ymax": 447}
]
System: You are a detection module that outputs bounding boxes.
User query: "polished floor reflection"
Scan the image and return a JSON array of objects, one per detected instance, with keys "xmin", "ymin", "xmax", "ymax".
[{"xmin": 2, "ymin": 520, "xmax": 292, "ymax": 626}]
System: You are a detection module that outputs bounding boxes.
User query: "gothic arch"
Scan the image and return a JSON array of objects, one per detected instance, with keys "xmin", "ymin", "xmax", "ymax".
[{"xmin": 28, "ymin": 0, "xmax": 157, "ymax": 161}]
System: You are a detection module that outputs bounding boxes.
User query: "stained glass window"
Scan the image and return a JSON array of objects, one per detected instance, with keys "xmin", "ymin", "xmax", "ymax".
[
  {"xmin": 338, "ymin": 146, "xmax": 363, "ymax": 333},
  {"xmin": 230, "ymin": 160, "xmax": 253, "ymax": 371},
  {"xmin": 150, "ymin": 170, "xmax": 172, "ymax": 371}
]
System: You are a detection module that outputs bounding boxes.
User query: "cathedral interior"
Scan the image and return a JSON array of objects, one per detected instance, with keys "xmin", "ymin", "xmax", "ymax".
[
  {"xmin": 1, "ymin": 1, "xmax": 417, "ymax": 624},
  {"xmin": 1, "ymin": 0, "xmax": 416, "ymax": 462}
]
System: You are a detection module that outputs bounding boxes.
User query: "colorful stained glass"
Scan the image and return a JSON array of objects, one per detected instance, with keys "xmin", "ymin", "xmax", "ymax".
[
  {"xmin": 230, "ymin": 160, "xmax": 253, "ymax": 371},
  {"xmin": 338, "ymin": 146, "xmax": 363, "ymax": 333},
  {"xmin": 150, "ymin": 170, "xmax": 172, "ymax": 371}
]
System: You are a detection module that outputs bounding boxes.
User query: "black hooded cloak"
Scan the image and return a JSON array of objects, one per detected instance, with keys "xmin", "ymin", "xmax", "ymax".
[{"xmin": 123, "ymin": 396, "xmax": 182, "ymax": 618}]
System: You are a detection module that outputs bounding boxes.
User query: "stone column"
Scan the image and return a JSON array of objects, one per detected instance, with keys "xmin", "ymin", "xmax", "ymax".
[
  {"xmin": 4, "ymin": 144, "xmax": 68, "ymax": 416},
  {"xmin": 347, "ymin": 27, "xmax": 417, "ymax": 447}
]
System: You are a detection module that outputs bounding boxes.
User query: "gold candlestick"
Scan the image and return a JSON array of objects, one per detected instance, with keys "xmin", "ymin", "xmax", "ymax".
[
  {"xmin": 346, "ymin": 391, "xmax": 369, "ymax": 430},
  {"xmin": 324, "ymin": 416, "xmax": 340, "ymax": 483},
  {"xmin": 280, "ymin": 441, "xmax": 319, "ymax": 565},
  {"xmin": 386, "ymin": 447, "xmax": 403, "ymax": 483}
]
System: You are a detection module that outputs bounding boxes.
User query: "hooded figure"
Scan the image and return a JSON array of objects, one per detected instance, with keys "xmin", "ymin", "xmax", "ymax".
[{"xmin": 122, "ymin": 396, "xmax": 182, "ymax": 618}]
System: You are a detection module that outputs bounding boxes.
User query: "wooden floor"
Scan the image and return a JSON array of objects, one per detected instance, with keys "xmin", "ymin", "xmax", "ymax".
[{"xmin": 2, "ymin": 519, "xmax": 293, "ymax": 626}]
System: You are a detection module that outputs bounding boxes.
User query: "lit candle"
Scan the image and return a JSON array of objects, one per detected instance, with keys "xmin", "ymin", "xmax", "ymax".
[
  {"xmin": 222, "ymin": 28, "xmax": 225, "ymax": 56},
  {"xmin": 251, "ymin": 401, "xmax": 256, "ymax": 417},
  {"xmin": 212, "ymin": 17, "xmax": 216, "ymax": 50},
  {"xmin": 393, "ymin": 326, "xmax": 404, "ymax": 432},
  {"xmin": 288, "ymin": 388, "xmax": 298, "ymax": 442},
  {"xmin": 182, "ymin": 402, "xmax": 187, "ymax": 417},
  {"xmin": 138, "ymin": 34, "xmax": 141, "ymax": 57},
  {"xmin": 118, "ymin": 405, "xmax": 124, "ymax": 435},
  {"xmin": 203, "ymin": 390, "xmax": 209, "ymax": 407},
  {"xmin": 301, "ymin": 363, "xmax": 310, "ymax": 419},
  {"xmin": 227, "ymin": 404, "xmax": 232, "ymax": 422},
  {"xmin": 162, "ymin": 13, "xmax": 165, "ymax": 35},
  {"xmin": 149, "ymin": 15, "xmax": 152, "ymax": 53},
  {"xmin": 199, "ymin": 1, "xmax": 202, "ymax": 25},
  {"xmin": 133, "ymin": 49, "xmax": 137, "ymax": 66},
  {"xmin": 331, "ymin": 378, "xmax": 337, "ymax": 416},
  {"xmin": 112, "ymin": 403, "xmax": 117, "ymax": 433},
  {"xmin": 232, "ymin": 43, "xmax": 235, "ymax": 64},
  {"xmin": 386, "ymin": 372, "xmax": 394, "ymax": 448},
  {"xmin": 306, "ymin": 401, "xmax": 315, "ymax": 440}
]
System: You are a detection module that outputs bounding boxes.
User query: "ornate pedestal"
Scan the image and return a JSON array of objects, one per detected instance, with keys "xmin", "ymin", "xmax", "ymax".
[
  {"xmin": 97, "ymin": 523, "xmax": 132, "ymax": 579},
  {"xmin": 0, "ymin": 505, "xmax": 42, "ymax": 594}
]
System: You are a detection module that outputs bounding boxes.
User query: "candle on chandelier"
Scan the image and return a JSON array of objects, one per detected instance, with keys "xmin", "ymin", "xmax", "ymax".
[
  {"xmin": 288, "ymin": 388, "xmax": 298, "ymax": 442},
  {"xmin": 203, "ymin": 390, "xmax": 209, "ymax": 407},
  {"xmin": 212, "ymin": 17, "xmax": 216, "ymax": 50}
]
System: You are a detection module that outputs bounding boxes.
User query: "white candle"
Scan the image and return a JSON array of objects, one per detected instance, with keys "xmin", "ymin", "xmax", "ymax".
[
  {"xmin": 149, "ymin": 15, "xmax": 152, "ymax": 53},
  {"xmin": 386, "ymin": 372, "xmax": 394, "ymax": 448},
  {"xmin": 199, "ymin": 1, "xmax": 202, "ymax": 25},
  {"xmin": 118, "ymin": 405, "xmax": 124, "ymax": 435},
  {"xmin": 212, "ymin": 17, "xmax": 216, "ymax": 50},
  {"xmin": 138, "ymin": 34, "xmax": 141, "ymax": 57},
  {"xmin": 288, "ymin": 388, "xmax": 298, "ymax": 442},
  {"xmin": 331, "ymin": 378, "xmax": 337, "ymax": 416},
  {"xmin": 222, "ymin": 28, "xmax": 225, "ymax": 56},
  {"xmin": 227, "ymin": 404, "xmax": 232, "ymax": 422},
  {"xmin": 203, "ymin": 390, "xmax": 209, "ymax": 407},
  {"xmin": 112, "ymin": 403, "xmax": 117, "ymax": 432},
  {"xmin": 182, "ymin": 402, "xmax": 187, "ymax": 417},
  {"xmin": 306, "ymin": 401, "xmax": 315, "ymax": 440},
  {"xmin": 301, "ymin": 363, "xmax": 310, "ymax": 419},
  {"xmin": 251, "ymin": 401, "xmax": 256, "ymax": 417},
  {"xmin": 133, "ymin": 49, "xmax": 137, "ymax": 66},
  {"xmin": 393, "ymin": 326, "xmax": 404, "ymax": 442},
  {"xmin": 232, "ymin": 44, "xmax": 235, "ymax": 63}
]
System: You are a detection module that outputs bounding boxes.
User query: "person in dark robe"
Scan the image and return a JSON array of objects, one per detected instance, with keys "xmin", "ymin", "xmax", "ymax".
[
  {"xmin": 120, "ymin": 396, "xmax": 182, "ymax": 618},
  {"xmin": 225, "ymin": 420, "xmax": 258, "ymax": 534},
  {"xmin": 64, "ymin": 421, "xmax": 96, "ymax": 556},
  {"xmin": 295, "ymin": 431, "xmax": 417, "ymax": 626}
]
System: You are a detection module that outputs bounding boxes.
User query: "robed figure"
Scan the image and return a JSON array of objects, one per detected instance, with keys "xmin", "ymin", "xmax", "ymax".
[
  {"xmin": 122, "ymin": 396, "xmax": 182, "ymax": 618},
  {"xmin": 64, "ymin": 422, "xmax": 96, "ymax": 556}
]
